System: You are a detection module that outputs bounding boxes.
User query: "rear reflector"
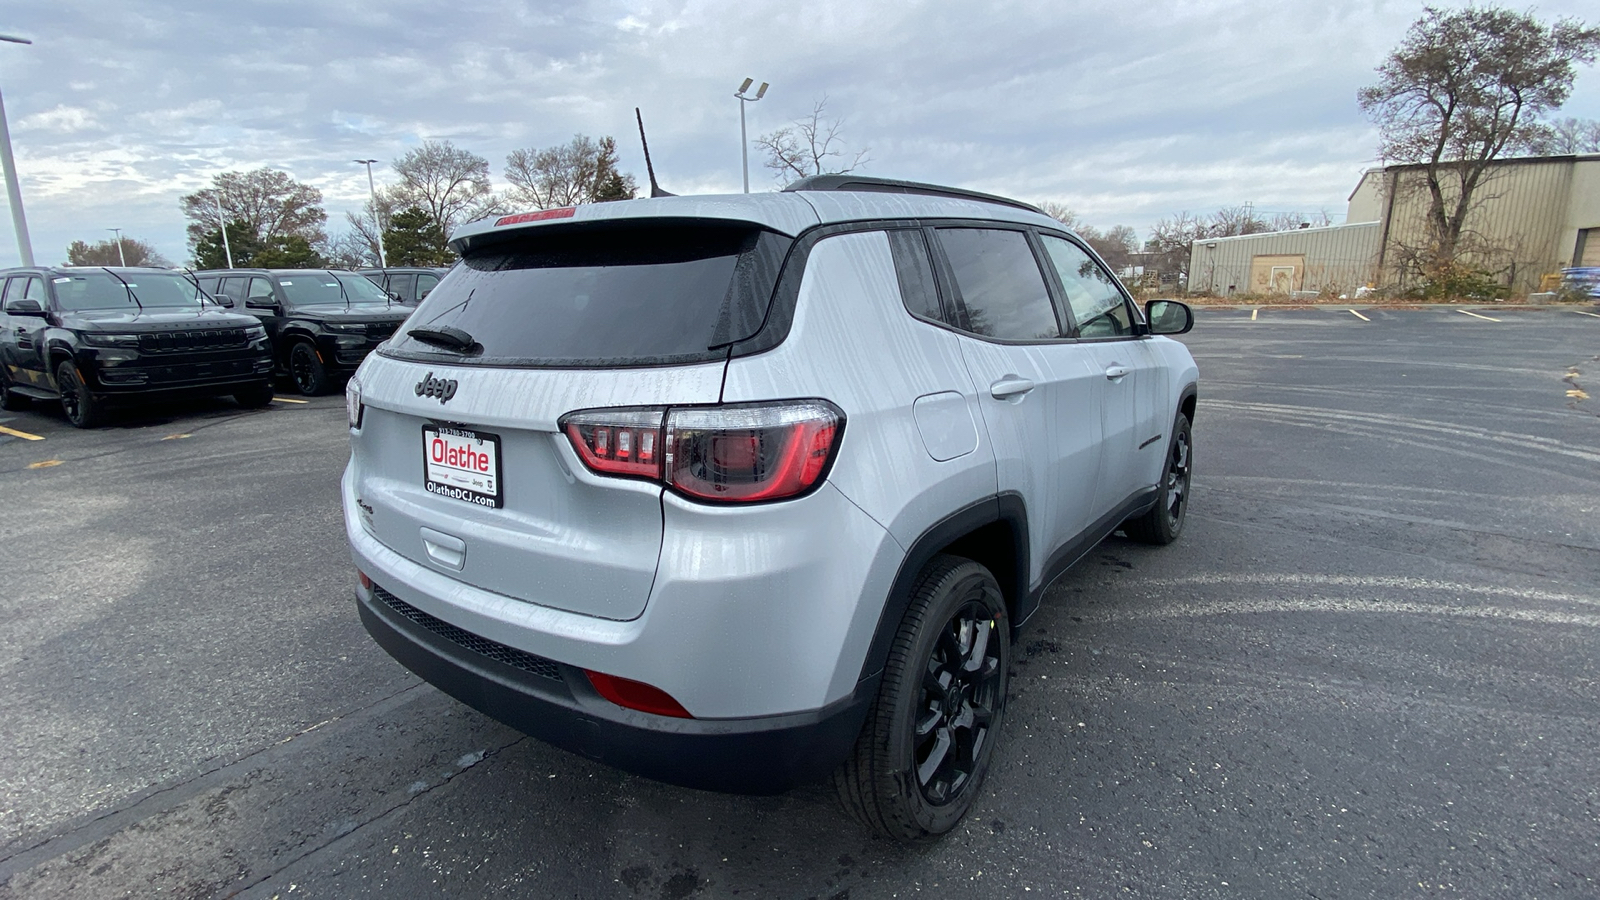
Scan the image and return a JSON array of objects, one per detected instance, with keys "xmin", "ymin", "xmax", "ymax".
[
  {"xmin": 495, "ymin": 207, "xmax": 577, "ymax": 227},
  {"xmin": 558, "ymin": 400, "xmax": 844, "ymax": 503},
  {"xmin": 357, "ymin": 570, "xmax": 372, "ymax": 590},
  {"xmin": 584, "ymin": 670, "xmax": 693, "ymax": 718}
]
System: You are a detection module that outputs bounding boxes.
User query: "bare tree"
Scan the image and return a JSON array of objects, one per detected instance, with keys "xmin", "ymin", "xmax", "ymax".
[
  {"xmin": 388, "ymin": 140, "xmax": 499, "ymax": 238},
  {"xmin": 1146, "ymin": 212, "xmax": 1210, "ymax": 284},
  {"xmin": 1034, "ymin": 201, "xmax": 1080, "ymax": 229},
  {"xmin": 755, "ymin": 98, "xmax": 869, "ymax": 184},
  {"xmin": 322, "ymin": 231, "xmax": 377, "ymax": 269},
  {"xmin": 66, "ymin": 237, "xmax": 170, "ymax": 267},
  {"xmin": 1529, "ymin": 117, "xmax": 1600, "ymax": 154},
  {"xmin": 504, "ymin": 135, "xmax": 638, "ymax": 209},
  {"xmin": 1076, "ymin": 224, "xmax": 1140, "ymax": 272},
  {"xmin": 180, "ymin": 169, "xmax": 327, "ymax": 252},
  {"xmin": 1359, "ymin": 6, "xmax": 1600, "ymax": 274}
]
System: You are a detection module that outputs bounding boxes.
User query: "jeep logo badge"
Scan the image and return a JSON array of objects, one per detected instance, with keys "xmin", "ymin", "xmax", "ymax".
[{"xmin": 415, "ymin": 372, "xmax": 458, "ymax": 403}]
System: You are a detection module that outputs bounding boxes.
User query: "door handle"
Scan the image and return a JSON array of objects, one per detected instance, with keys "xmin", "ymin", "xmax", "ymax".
[
  {"xmin": 1104, "ymin": 365, "xmax": 1130, "ymax": 381},
  {"xmin": 989, "ymin": 377, "xmax": 1035, "ymax": 400}
]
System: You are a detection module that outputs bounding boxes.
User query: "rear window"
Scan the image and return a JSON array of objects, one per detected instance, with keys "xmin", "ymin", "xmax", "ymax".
[{"xmin": 384, "ymin": 224, "xmax": 792, "ymax": 368}]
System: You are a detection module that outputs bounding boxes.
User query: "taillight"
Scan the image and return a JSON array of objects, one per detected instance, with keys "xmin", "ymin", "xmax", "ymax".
[
  {"xmin": 558, "ymin": 400, "xmax": 844, "ymax": 503},
  {"xmin": 561, "ymin": 408, "xmax": 664, "ymax": 479}
]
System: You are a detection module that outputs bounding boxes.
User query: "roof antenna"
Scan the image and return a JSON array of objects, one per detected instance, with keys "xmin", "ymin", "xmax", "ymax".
[{"xmin": 636, "ymin": 107, "xmax": 675, "ymax": 198}]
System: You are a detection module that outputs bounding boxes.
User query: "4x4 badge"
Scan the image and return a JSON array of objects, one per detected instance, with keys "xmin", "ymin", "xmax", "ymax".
[{"xmin": 415, "ymin": 372, "xmax": 458, "ymax": 403}]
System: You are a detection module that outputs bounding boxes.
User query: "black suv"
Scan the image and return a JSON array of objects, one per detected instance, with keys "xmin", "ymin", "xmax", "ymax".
[
  {"xmin": 194, "ymin": 269, "xmax": 412, "ymax": 395},
  {"xmin": 0, "ymin": 267, "xmax": 274, "ymax": 427},
  {"xmin": 359, "ymin": 267, "xmax": 450, "ymax": 306}
]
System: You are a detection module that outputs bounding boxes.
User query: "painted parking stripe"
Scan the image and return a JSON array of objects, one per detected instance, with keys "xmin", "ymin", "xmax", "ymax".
[
  {"xmin": 0, "ymin": 424, "xmax": 44, "ymax": 441},
  {"xmin": 1251, "ymin": 308, "xmax": 1258, "ymax": 321},
  {"xmin": 1348, "ymin": 309, "xmax": 1370, "ymax": 321},
  {"xmin": 273, "ymin": 397, "xmax": 310, "ymax": 404},
  {"xmin": 1456, "ymin": 309, "xmax": 1501, "ymax": 321},
  {"xmin": 1573, "ymin": 310, "xmax": 1600, "ymax": 319}
]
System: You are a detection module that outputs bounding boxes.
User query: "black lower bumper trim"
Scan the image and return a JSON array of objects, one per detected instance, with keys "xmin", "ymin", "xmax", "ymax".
[{"xmin": 358, "ymin": 586, "xmax": 873, "ymax": 794}]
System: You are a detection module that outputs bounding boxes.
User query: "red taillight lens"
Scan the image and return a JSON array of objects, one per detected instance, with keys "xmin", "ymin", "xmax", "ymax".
[
  {"xmin": 357, "ymin": 570, "xmax": 372, "ymax": 590},
  {"xmin": 560, "ymin": 408, "xmax": 664, "ymax": 479},
  {"xmin": 560, "ymin": 400, "xmax": 844, "ymax": 503},
  {"xmin": 584, "ymin": 670, "xmax": 693, "ymax": 718},
  {"xmin": 666, "ymin": 400, "xmax": 844, "ymax": 502}
]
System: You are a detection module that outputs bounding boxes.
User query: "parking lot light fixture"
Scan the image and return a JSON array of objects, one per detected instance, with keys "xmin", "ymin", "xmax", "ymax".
[
  {"xmin": 734, "ymin": 78, "xmax": 768, "ymax": 193},
  {"xmin": 0, "ymin": 33, "xmax": 35, "ymax": 267},
  {"xmin": 108, "ymin": 227, "xmax": 126, "ymax": 266},
  {"xmin": 214, "ymin": 193, "xmax": 233, "ymax": 268},
  {"xmin": 355, "ymin": 159, "xmax": 387, "ymax": 268}
]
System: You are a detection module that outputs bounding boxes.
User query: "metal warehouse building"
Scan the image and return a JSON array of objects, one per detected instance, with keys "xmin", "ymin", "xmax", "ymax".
[{"xmin": 1189, "ymin": 153, "xmax": 1600, "ymax": 296}]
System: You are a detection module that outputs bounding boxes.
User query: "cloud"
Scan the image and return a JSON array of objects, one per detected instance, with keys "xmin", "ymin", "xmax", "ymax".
[{"xmin": 0, "ymin": 0, "xmax": 1596, "ymax": 266}]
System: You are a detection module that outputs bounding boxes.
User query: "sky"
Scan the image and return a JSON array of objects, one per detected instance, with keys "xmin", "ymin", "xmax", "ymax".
[{"xmin": 1, "ymin": 0, "xmax": 1599, "ymax": 268}]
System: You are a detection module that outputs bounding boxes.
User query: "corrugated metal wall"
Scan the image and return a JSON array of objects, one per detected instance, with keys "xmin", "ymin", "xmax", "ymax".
[
  {"xmin": 1380, "ymin": 160, "xmax": 1575, "ymax": 292},
  {"xmin": 1188, "ymin": 223, "xmax": 1381, "ymax": 296}
]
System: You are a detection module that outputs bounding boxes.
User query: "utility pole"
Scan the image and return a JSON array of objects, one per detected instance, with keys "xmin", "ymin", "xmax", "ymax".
[
  {"xmin": 0, "ymin": 34, "xmax": 34, "ymax": 266},
  {"xmin": 355, "ymin": 159, "xmax": 386, "ymax": 268},
  {"xmin": 214, "ymin": 194, "xmax": 234, "ymax": 268},
  {"xmin": 734, "ymin": 78, "xmax": 768, "ymax": 193}
]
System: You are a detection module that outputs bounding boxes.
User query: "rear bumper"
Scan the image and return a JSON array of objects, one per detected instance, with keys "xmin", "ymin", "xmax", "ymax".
[{"xmin": 357, "ymin": 581, "xmax": 872, "ymax": 794}]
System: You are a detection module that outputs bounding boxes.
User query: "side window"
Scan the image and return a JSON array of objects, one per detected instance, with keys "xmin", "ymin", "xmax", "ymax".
[
  {"xmin": 887, "ymin": 229, "xmax": 945, "ymax": 324},
  {"xmin": 246, "ymin": 277, "xmax": 275, "ymax": 302},
  {"xmin": 197, "ymin": 277, "xmax": 221, "ymax": 294},
  {"xmin": 935, "ymin": 228, "xmax": 1060, "ymax": 341},
  {"xmin": 415, "ymin": 273, "xmax": 440, "ymax": 300},
  {"xmin": 387, "ymin": 273, "xmax": 416, "ymax": 300},
  {"xmin": 219, "ymin": 276, "xmax": 248, "ymax": 300},
  {"xmin": 1039, "ymin": 235, "xmax": 1134, "ymax": 338},
  {"xmin": 0, "ymin": 277, "xmax": 14, "ymax": 303},
  {"xmin": 21, "ymin": 277, "xmax": 47, "ymax": 303}
]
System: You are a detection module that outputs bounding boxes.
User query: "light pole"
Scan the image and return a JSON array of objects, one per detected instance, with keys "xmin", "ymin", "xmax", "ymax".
[
  {"xmin": 0, "ymin": 33, "xmax": 34, "ymax": 267},
  {"xmin": 214, "ymin": 193, "xmax": 233, "ymax": 268},
  {"xmin": 355, "ymin": 159, "xmax": 386, "ymax": 268},
  {"xmin": 108, "ymin": 227, "xmax": 126, "ymax": 266},
  {"xmin": 734, "ymin": 78, "xmax": 767, "ymax": 193}
]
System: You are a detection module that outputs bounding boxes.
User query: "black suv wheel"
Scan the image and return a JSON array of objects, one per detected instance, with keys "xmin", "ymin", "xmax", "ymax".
[
  {"xmin": 1123, "ymin": 411, "xmax": 1192, "ymax": 545},
  {"xmin": 56, "ymin": 360, "xmax": 104, "ymax": 428},
  {"xmin": 0, "ymin": 370, "xmax": 26, "ymax": 411},
  {"xmin": 289, "ymin": 342, "xmax": 328, "ymax": 396},
  {"xmin": 835, "ymin": 554, "xmax": 1010, "ymax": 839}
]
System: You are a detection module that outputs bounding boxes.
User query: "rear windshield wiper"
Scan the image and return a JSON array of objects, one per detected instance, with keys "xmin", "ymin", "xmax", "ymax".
[{"xmin": 406, "ymin": 325, "xmax": 477, "ymax": 353}]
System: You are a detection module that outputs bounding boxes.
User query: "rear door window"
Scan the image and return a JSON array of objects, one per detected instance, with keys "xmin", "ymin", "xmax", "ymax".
[
  {"xmin": 386, "ymin": 225, "xmax": 792, "ymax": 367},
  {"xmin": 934, "ymin": 228, "xmax": 1061, "ymax": 341}
]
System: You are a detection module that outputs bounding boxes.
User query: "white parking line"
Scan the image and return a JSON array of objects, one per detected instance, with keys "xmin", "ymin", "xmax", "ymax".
[
  {"xmin": 1456, "ymin": 309, "xmax": 1501, "ymax": 322},
  {"xmin": 1348, "ymin": 309, "xmax": 1370, "ymax": 321},
  {"xmin": 1572, "ymin": 310, "xmax": 1600, "ymax": 319},
  {"xmin": 1251, "ymin": 308, "xmax": 1258, "ymax": 321}
]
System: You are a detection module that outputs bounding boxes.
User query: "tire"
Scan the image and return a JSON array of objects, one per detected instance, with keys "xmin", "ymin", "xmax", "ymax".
[
  {"xmin": 288, "ymin": 342, "xmax": 328, "ymax": 396},
  {"xmin": 1123, "ymin": 411, "xmax": 1192, "ymax": 545},
  {"xmin": 56, "ymin": 360, "xmax": 104, "ymax": 428},
  {"xmin": 834, "ymin": 554, "xmax": 1010, "ymax": 840},
  {"xmin": 0, "ymin": 371, "xmax": 26, "ymax": 411},
  {"xmin": 234, "ymin": 382, "xmax": 275, "ymax": 409}
]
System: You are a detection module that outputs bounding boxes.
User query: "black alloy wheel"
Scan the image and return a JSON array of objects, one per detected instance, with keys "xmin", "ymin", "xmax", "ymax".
[
  {"xmin": 835, "ymin": 555, "xmax": 1010, "ymax": 840},
  {"xmin": 1123, "ymin": 411, "xmax": 1192, "ymax": 545},
  {"xmin": 913, "ymin": 597, "xmax": 1006, "ymax": 805},
  {"xmin": 55, "ymin": 360, "xmax": 103, "ymax": 428},
  {"xmin": 289, "ymin": 342, "xmax": 328, "ymax": 396}
]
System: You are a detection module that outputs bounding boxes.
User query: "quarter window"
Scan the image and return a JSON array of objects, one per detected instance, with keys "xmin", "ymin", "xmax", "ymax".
[
  {"xmin": 1039, "ymin": 235, "xmax": 1134, "ymax": 338},
  {"xmin": 935, "ymin": 228, "xmax": 1060, "ymax": 341},
  {"xmin": 887, "ymin": 229, "xmax": 944, "ymax": 324}
]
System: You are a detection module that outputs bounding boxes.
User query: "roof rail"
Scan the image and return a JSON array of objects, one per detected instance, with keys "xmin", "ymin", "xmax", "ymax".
[{"xmin": 781, "ymin": 175, "xmax": 1047, "ymax": 216}]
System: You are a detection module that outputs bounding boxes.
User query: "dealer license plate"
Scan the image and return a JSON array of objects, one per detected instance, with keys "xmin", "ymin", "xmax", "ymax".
[{"xmin": 422, "ymin": 425, "xmax": 502, "ymax": 508}]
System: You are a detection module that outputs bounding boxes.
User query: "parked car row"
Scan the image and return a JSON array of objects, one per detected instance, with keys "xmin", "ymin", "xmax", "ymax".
[{"xmin": 0, "ymin": 266, "xmax": 436, "ymax": 427}]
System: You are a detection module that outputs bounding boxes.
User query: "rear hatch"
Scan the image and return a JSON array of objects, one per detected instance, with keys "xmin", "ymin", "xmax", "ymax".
[{"xmin": 350, "ymin": 221, "xmax": 793, "ymax": 621}]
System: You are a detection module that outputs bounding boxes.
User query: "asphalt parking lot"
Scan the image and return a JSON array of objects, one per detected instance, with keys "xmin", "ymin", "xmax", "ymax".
[{"xmin": 1, "ymin": 305, "xmax": 1597, "ymax": 899}]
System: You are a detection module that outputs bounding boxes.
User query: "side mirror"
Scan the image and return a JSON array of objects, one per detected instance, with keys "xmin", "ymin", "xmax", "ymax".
[
  {"xmin": 245, "ymin": 297, "xmax": 279, "ymax": 311},
  {"xmin": 213, "ymin": 293, "xmax": 237, "ymax": 308},
  {"xmin": 1145, "ymin": 299, "xmax": 1193, "ymax": 335},
  {"xmin": 3, "ymin": 298, "xmax": 45, "ymax": 316},
  {"xmin": 388, "ymin": 290, "xmax": 402, "ymax": 302}
]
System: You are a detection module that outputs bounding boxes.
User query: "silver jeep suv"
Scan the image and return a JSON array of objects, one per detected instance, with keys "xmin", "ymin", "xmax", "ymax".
[{"xmin": 343, "ymin": 176, "xmax": 1198, "ymax": 840}]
